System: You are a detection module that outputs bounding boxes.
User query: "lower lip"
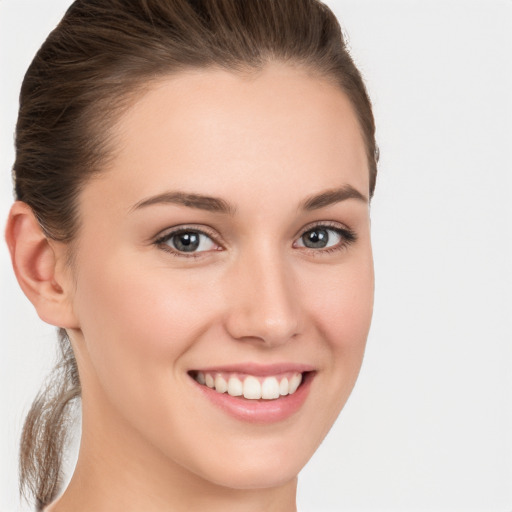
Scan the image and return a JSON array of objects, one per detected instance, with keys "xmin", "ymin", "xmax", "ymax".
[{"xmin": 191, "ymin": 372, "xmax": 314, "ymax": 424}]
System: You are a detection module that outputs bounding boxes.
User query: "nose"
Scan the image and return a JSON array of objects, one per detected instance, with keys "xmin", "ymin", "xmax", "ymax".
[{"xmin": 224, "ymin": 247, "xmax": 303, "ymax": 347}]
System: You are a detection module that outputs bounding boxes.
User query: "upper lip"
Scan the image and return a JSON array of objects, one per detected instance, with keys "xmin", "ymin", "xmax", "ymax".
[{"xmin": 190, "ymin": 362, "xmax": 315, "ymax": 376}]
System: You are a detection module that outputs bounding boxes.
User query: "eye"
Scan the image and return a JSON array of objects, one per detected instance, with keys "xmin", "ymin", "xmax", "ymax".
[
  {"xmin": 155, "ymin": 228, "xmax": 219, "ymax": 256},
  {"xmin": 294, "ymin": 225, "xmax": 356, "ymax": 251}
]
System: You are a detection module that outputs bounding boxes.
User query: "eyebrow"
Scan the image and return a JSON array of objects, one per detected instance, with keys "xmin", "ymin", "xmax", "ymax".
[
  {"xmin": 131, "ymin": 191, "xmax": 237, "ymax": 215},
  {"xmin": 300, "ymin": 185, "xmax": 368, "ymax": 210},
  {"xmin": 131, "ymin": 185, "xmax": 367, "ymax": 215}
]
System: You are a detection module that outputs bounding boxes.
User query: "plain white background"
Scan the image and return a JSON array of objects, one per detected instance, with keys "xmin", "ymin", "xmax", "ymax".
[{"xmin": 1, "ymin": 1, "xmax": 511, "ymax": 511}]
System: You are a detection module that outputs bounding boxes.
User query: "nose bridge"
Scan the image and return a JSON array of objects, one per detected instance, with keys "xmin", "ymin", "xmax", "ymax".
[{"xmin": 225, "ymin": 241, "xmax": 302, "ymax": 345}]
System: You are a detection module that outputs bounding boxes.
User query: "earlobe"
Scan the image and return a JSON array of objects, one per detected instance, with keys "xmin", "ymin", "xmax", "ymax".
[{"xmin": 5, "ymin": 201, "xmax": 79, "ymax": 329}]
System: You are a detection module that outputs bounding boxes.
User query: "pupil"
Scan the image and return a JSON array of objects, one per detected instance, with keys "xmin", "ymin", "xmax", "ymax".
[
  {"xmin": 173, "ymin": 232, "xmax": 200, "ymax": 252},
  {"xmin": 303, "ymin": 229, "xmax": 328, "ymax": 248}
]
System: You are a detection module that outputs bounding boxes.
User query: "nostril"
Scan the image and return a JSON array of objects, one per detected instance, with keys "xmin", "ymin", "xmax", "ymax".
[
  {"xmin": 222, "ymin": 260, "xmax": 302, "ymax": 345},
  {"xmin": 226, "ymin": 313, "xmax": 302, "ymax": 347}
]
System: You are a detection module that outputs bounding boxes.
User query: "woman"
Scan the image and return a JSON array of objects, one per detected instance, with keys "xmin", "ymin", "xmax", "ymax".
[{"xmin": 5, "ymin": 0, "xmax": 377, "ymax": 510}]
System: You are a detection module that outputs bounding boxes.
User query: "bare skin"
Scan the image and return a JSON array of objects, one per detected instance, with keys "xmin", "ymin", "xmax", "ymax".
[{"xmin": 8, "ymin": 62, "xmax": 373, "ymax": 512}]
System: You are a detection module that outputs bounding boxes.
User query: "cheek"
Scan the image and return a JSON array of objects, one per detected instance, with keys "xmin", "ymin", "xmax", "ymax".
[
  {"xmin": 72, "ymin": 253, "xmax": 228, "ymax": 461},
  {"xmin": 304, "ymin": 252, "xmax": 374, "ymax": 393},
  {"xmin": 308, "ymin": 254, "xmax": 374, "ymax": 345},
  {"xmin": 72, "ymin": 252, "xmax": 221, "ymax": 397}
]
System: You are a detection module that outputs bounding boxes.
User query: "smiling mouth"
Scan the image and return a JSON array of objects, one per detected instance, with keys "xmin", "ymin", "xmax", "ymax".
[{"xmin": 189, "ymin": 370, "xmax": 306, "ymax": 400}]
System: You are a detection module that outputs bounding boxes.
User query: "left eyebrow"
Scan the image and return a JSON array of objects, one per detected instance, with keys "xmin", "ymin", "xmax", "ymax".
[{"xmin": 300, "ymin": 185, "xmax": 368, "ymax": 211}]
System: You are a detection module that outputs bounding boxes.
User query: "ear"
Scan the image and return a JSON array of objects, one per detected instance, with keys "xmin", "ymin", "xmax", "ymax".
[{"xmin": 5, "ymin": 201, "xmax": 79, "ymax": 329}]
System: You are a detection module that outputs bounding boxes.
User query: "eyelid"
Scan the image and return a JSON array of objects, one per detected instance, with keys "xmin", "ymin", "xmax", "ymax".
[
  {"xmin": 294, "ymin": 220, "xmax": 355, "ymax": 240},
  {"xmin": 152, "ymin": 220, "xmax": 356, "ymax": 258},
  {"xmin": 293, "ymin": 221, "xmax": 357, "ymax": 252},
  {"xmin": 153, "ymin": 224, "xmax": 224, "ymax": 256}
]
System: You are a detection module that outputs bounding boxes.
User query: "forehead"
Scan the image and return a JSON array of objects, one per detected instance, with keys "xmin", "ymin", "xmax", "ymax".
[{"xmin": 90, "ymin": 62, "xmax": 369, "ymax": 210}]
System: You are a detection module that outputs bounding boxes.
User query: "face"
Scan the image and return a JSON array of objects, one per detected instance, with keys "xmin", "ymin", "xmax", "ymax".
[{"xmin": 67, "ymin": 62, "xmax": 374, "ymax": 491}]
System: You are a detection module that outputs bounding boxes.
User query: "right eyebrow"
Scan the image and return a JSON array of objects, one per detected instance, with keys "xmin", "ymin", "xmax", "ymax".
[{"xmin": 130, "ymin": 191, "xmax": 237, "ymax": 216}]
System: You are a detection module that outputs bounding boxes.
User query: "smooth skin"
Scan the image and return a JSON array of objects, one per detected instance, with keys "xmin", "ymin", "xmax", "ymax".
[{"xmin": 7, "ymin": 62, "xmax": 374, "ymax": 512}]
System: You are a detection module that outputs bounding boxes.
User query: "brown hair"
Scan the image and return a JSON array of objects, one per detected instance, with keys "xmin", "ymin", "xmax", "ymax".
[{"xmin": 13, "ymin": 0, "xmax": 378, "ymax": 508}]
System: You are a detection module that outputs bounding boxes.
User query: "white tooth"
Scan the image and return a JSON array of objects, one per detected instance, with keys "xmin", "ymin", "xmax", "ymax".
[
  {"xmin": 214, "ymin": 375, "xmax": 228, "ymax": 393},
  {"xmin": 261, "ymin": 377, "xmax": 280, "ymax": 399},
  {"xmin": 205, "ymin": 373, "xmax": 215, "ymax": 388},
  {"xmin": 196, "ymin": 372, "xmax": 206, "ymax": 385},
  {"xmin": 289, "ymin": 373, "xmax": 302, "ymax": 394},
  {"xmin": 279, "ymin": 377, "xmax": 289, "ymax": 396},
  {"xmin": 243, "ymin": 376, "xmax": 262, "ymax": 399},
  {"xmin": 227, "ymin": 376, "xmax": 243, "ymax": 396}
]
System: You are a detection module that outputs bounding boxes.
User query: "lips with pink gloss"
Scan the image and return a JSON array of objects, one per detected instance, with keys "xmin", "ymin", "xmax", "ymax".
[{"xmin": 188, "ymin": 363, "xmax": 315, "ymax": 423}]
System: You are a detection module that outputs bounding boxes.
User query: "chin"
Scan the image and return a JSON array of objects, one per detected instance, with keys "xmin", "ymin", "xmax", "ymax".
[
  {"xmin": 198, "ymin": 461, "xmax": 300, "ymax": 491},
  {"xmin": 182, "ymin": 434, "xmax": 316, "ymax": 491}
]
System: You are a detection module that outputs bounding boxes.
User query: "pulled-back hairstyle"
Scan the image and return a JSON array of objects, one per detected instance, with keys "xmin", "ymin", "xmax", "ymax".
[{"xmin": 13, "ymin": 0, "xmax": 378, "ymax": 509}]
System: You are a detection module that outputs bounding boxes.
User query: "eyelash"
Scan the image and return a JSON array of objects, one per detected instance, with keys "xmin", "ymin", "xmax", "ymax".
[
  {"xmin": 154, "ymin": 225, "xmax": 221, "ymax": 259},
  {"xmin": 154, "ymin": 222, "xmax": 357, "ymax": 259}
]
